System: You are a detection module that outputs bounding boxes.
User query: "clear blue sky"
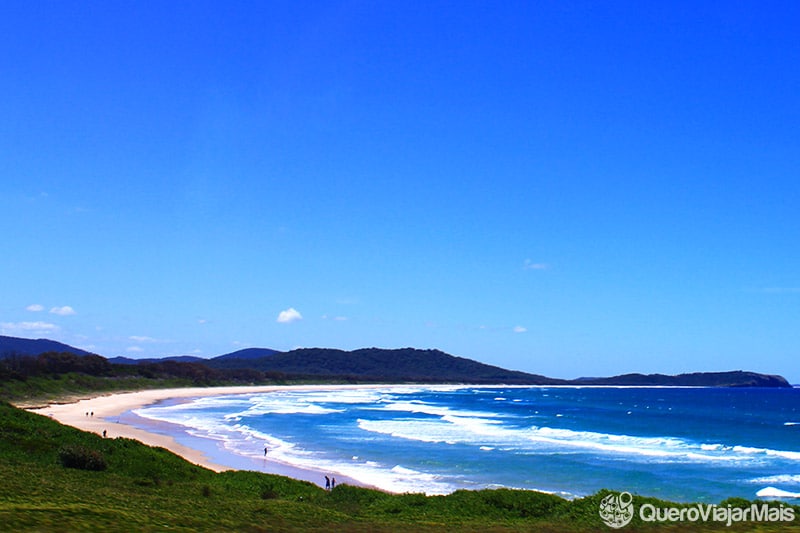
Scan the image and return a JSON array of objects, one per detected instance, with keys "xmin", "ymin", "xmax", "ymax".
[{"xmin": 2, "ymin": 1, "xmax": 799, "ymax": 381}]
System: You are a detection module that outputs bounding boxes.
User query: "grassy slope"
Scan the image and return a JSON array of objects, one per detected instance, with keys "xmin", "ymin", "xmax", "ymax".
[{"xmin": 1, "ymin": 403, "xmax": 799, "ymax": 531}]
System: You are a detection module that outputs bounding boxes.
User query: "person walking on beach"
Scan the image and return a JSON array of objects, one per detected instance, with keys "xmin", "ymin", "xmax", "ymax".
[
  {"xmin": 331, "ymin": 477, "xmax": 336, "ymax": 490},
  {"xmin": 324, "ymin": 476, "xmax": 330, "ymax": 490},
  {"xmin": 264, "ymin": 446, "xmax": 268, "ymax": 457}
]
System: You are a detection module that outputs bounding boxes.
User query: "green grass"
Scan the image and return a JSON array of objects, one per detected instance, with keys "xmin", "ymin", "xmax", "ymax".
[{"xmin": 1, "ymin": 401, "xmax": 799, "ymax": 531}]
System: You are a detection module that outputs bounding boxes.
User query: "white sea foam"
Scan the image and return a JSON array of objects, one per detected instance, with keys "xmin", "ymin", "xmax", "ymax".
[
  {"xmin": 749, "ymin": 474, "xmax": 800, "ymax": 485},
  {"xmin": 756, "ymin": 486, "xmax": 800, "ymax": 498},
  {"xmin": 733, "ymin": 446, "xmax": 800, "ymax": 461},
  {"xmin": 368, "ymin": 400, "xmax": 503, "ymax": 420},
  {"xmin": 356, "ymin": 413, "xmax": 800, "ymax": 465},
  {"xmin": 358, "ymin": 417, "xmax": 485, "ymax": 445},
  {"xmin": 256, "ymin": 438, "xmax": 458, "ymax": 494},
  {"xmin": 237, "ymin": 401, "xmax": 343, "ymax": 416},
  {"xmin": 233, "ymin": 389, "xmax": 387, "ymax": 417}
]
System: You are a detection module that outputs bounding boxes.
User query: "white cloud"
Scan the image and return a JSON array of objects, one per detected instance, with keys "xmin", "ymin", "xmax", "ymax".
[
  {"xmin": 0, "ymin": 321, "xmax": 60, "ymax": 335},
  {"xmin": 126, "ymin": 346, "xmax": 144, "ymax": 353},
  {"xmin": 26, "ymin": 304, "xmax": 44, "ymax": 312},
  {"xmin": 129, "ymin": 335, "xmax": 158, "ymax": 343},
  {"xmin": 277, "ymin": 307, "xmax": 303, "ymax": 323},
  {"xmin": 523, "ymin": 259, "xmax": 549, "ymax": 270},
  {"xmin": 50, "ymin": 306, "xmax": 76, "ymax": 316},
  {"xmin": 513, "ymin": 326, "xmax": 527, "ymax": 333}
]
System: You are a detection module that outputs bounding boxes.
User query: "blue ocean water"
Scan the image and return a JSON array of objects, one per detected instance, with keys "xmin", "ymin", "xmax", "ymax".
[{"xmin": 132, "ymin": 385, "xmax": 800, "ymax": 502}]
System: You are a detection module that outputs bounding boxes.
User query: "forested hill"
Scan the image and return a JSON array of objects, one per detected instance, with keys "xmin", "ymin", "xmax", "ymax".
[
  {"xmin": 573, "ymin": 371, "xmax": 791, "ymax": 388},
  {"xmin": 204, "ymin": 348, "xmax": 791, "ymax": 387},
  {"xmin": 0, "ymin": 335, "xmax": 792, "ymax": 387},
  {"xmin": 0, "ymin": 335, "xmax": 93, "ymax": 357},
  {"xmin": 207, "ymin": 347, "xmax": 563, "ymax": 385}
]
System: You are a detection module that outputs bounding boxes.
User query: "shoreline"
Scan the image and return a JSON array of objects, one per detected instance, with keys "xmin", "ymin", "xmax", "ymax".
[{"xmin": 25, "ymin": 384, "xmax": 400, "ymax": 491}]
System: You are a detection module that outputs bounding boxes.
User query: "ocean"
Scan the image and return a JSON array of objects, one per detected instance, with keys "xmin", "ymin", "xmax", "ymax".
[{"xmin": 130, "ymin": 385, "xmax": 800, "ymax": 502}]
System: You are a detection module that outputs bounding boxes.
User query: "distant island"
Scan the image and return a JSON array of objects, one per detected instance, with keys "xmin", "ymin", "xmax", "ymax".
[{"xmin": 0, "ymin": 335, "xmax": 791, "ymax": 388}]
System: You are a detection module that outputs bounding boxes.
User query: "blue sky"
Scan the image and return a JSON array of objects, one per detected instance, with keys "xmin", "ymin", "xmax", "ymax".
[{"xmin": 2, "ymin": 1, "xmax": 799, "ymax": 381}]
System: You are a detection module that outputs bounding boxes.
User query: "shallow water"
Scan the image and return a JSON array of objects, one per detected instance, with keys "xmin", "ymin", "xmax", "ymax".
[{"xmin": 132, "ymin": 385, "xmax": 800, "ymax": 502}]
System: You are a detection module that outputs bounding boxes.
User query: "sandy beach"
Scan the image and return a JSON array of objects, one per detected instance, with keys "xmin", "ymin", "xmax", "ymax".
[{"xmin": 26, "ymin": 385, "xmax": 391, "ymax": 490}]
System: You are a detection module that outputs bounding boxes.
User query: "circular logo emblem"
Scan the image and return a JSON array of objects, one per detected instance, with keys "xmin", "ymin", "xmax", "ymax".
[{"xmin": 599, "ymin": 491, "xmax": 634, "ymax": 529}]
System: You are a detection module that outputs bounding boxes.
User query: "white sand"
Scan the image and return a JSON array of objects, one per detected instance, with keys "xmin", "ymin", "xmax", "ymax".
[{"xmin": 25, "ymin": 384, "xmax": 393, "ymax": 489}]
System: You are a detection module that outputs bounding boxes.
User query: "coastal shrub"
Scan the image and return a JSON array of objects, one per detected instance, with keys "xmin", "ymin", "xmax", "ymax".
[
  {"xmin": 328, "ymin": 483, "xmax": 389, "ymax": 506},
  {"xmin": 261, "ymin": 488, "xmax": 279, "ymax": 499},
  {"xmin": 481, "ymin": 488, "xmax": 564, "ymax": 518},
  {"xmin": 719, "ymin": 497, "xmax": 753, "ymax": 508},
  {"xmin": 400, "ymin": 492, "xmax": 428, "ymax": 507},
  {"xmin": 58, "ymin": 443, "xmax": 107, "ymax": 471}
]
